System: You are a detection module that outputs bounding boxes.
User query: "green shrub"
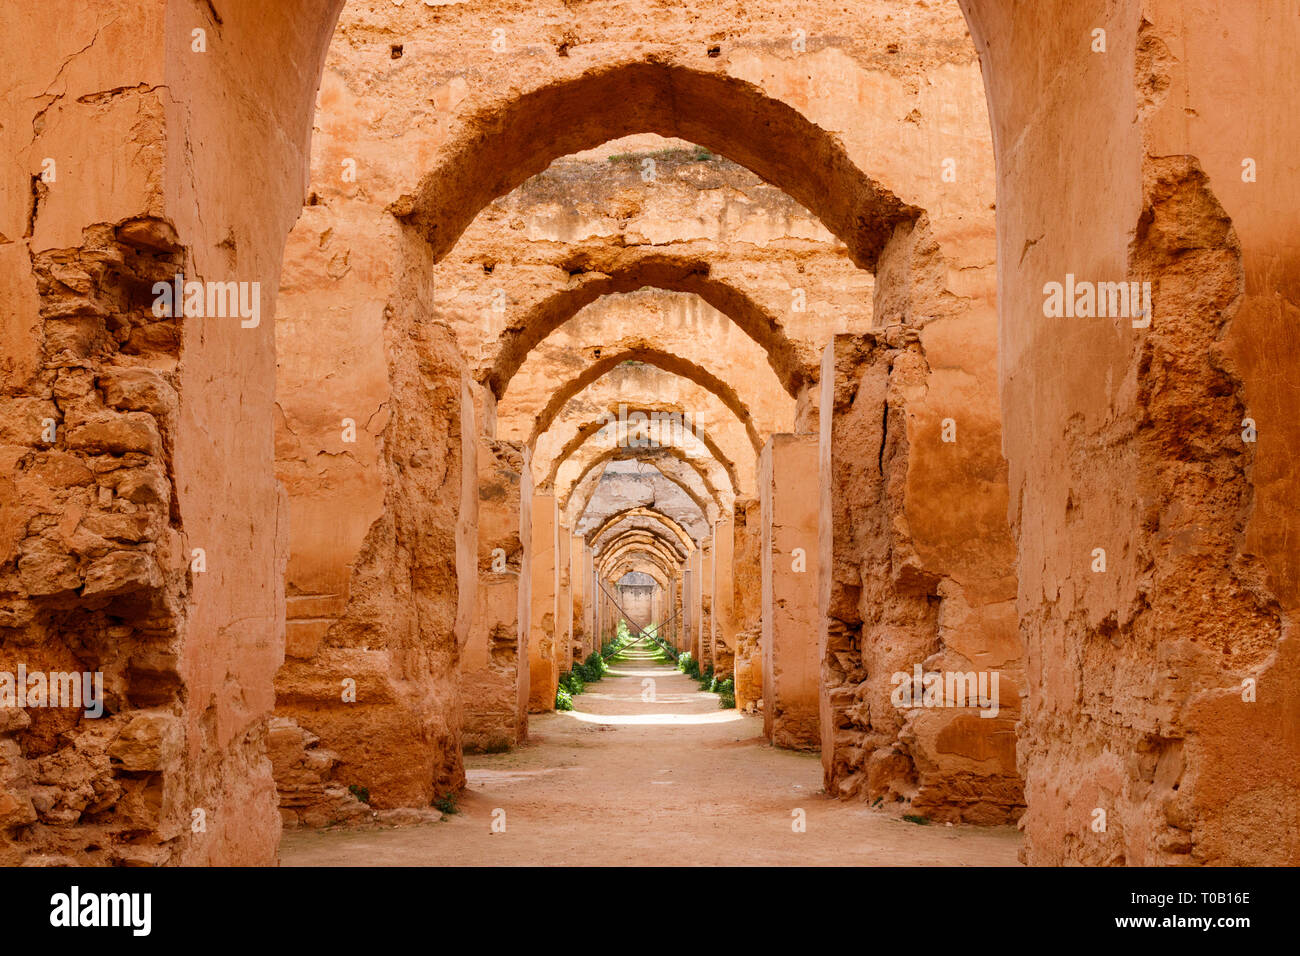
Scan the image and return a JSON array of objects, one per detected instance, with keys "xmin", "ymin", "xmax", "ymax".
[
  {"xmin": 601, "ymin": 626, "xmax": 634, "ymax": 660},
  {"xmin": 715, "ymin": 677, "xmax": 735, "ymax": 709},
  {"xmin": 903, "ymin": 814, "xmax": 930, "ymax": 826},
  {"xmin": 574, "ymin": 651, "xmax": 608, "ymax": 683},
  {"xmin": 559, "ymin": 670, "xmax": 585, "ymax": 696},
  {"xmin": 347, "ymin": 784, "xmax": 370, "ymax": 804},
  {"xmin": 555, "ymin": 685, "xmax": 574, "ymax": 711},
  {"xmin": 433, "ymin": 793, "xmax": 459, "ymax": 815}
]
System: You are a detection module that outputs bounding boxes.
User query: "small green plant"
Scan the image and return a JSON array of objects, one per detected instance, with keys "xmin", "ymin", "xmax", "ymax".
[
  {"xmin": 903, "ymin": 814, "xmax": 930, "ymax": 826},
  {"xmin": 715, "ymin": 677, "xmax": 735, "ymax": 709},
  {"xmin": 347, "ymin": 784, "xmax": 370, "ymax": 804},
  {"xmin": 559, "ymin": 670, "xmax": 585, "ymax": 696},
  {"xmin": 643, "ymin": 638, "xmax": 675, "ymax": 663},
  {"xmin": 433, "ymin": 793, "xmax": 459, "ymax": 815},
  {"xmin": 573, "ymin": 651, "xmax": 607, "ymax": 683},
  {"xmin": 555, "ymin": 685, "xmax": 574, "ymax": 710},
  {"xmin": 677, "ymin": 651, "xmax": 700, "ymax": 679}
]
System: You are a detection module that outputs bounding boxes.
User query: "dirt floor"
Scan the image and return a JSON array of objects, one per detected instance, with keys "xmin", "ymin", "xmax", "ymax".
[{"xmin": 279, "ymin": 642, "xmax": 1023, "ymax": 866}]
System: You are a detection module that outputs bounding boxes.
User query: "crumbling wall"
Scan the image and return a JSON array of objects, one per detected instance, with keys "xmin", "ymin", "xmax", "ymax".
[
  {"xmin": 461, "ymin": 437, "xmax": 528, "ymax": 752},
  {"xmin": 1016, "ymin": 157, "xmax": 1285, "ymax": 863},
  {"xmin": 528, "ymin": 493, "xmax": 558, "ymax": 711},
  {"xmin": 760, "ymin": 434, "xmax": 821, "ymax": 750},
  {"xmin": 274, "ymin": 229, "xmax": 467, "ymax": 809},
  {"xmin": 269, "ymin": 717, "xmax": 370, "ymax": 829},
  {"xmin": 818, "ymin": 322, "xmax": 1021, "ymax": 824},
  {"xmin": 732, "ymin": 498, "xmax": 763, "ymax": 711},
  {"xmin": 0, "ymin": 221, "xmax": 193, "ymax": 865},
  {"xmin": 968, "ymin": 0, "xmax": 1300, "ymax": 863},
  {"xmin": 0, "ymin": 0, "xmax": 345, "ymax": 865}
]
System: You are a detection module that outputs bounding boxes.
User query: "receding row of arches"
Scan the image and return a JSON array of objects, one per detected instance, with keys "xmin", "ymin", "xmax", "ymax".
[{"xmin": 4, "ymin": 0, "xmax": 1293, "ymax": 870}]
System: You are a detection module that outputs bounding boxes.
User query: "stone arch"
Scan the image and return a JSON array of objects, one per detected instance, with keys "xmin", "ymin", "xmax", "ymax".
[
  {"xmin": 607, "ymin": 560, "xmax": 671, "ymax": 592},
  {"xmin": 403, "ymin": 58, "xmax": 919, "ymax": 272},
  {"xmin": 541, "ymin": 410, "xmax": 741, "ymax": 497},
  {"xmin": 481, "ymin": 258, "xmax": 813, "ymax": 400},
  {"xmin": 599, "ymin": 536, "xmax": 681, "ymax": 583},
  {"xmin": 601, "ymin": 541, "xmax": 677, "ymax": 577},
  {"xmin": 599, "ymin": 536, "xmax": 679, "ymax": 579},
  {"xmin": 566, "ymin": 454, "xmax": 722, "ymax": 526},
  {"xmin": 594, "ymin": 519, "xmax": 694, "ymax": 565},
  {"xmin": 25, "ymin": 0, "xmax": 1300, "ymax": 870},
  {"xmin": 526, "ymin": 347, "xmax": 763, "ymax": 452},
  {"xmin": 590, "ymin": 506, "xmax": 697, "ymax": 555}
]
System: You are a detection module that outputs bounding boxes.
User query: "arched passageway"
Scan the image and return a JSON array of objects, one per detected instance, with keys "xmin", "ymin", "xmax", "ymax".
[{"xmin": 1, "ymin": 0, "xmax": 1295, "ymax": 873}]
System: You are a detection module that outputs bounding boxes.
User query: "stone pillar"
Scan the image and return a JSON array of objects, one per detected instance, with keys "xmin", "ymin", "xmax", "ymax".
[
  {"xmin": 732, "ymin": 499, "xmax": 763, "ymax": 709},
  {"xmin": 556, "ymin": 523, "xmax": 571, "ymax": 674},
  {"xmin": 687, "ymin": 549, "xmax": 704, "ymax": 660},
  {"xmin": 679, "ymin": 574, "xmax": 686, "ymax": 650},
  {"xmin": 682, "ymin": 560, "xmax": 693, "ymax": 658},
  {"xmin": 593, "ymin": 572, "xmax": 602, "ymax": 653},
  {"xmin": 571, "ymin": 535, "xmax": 586, "ymax": 663},
  {"xmin": 815, "ymin": 333, "xmax": 1025, "ymax": 821},
  {"xmin": 700, "ymin": 536, "xmax": 714, "ymax": 669},
  {"xmin": 460, "ymin": 437, "xmax": 530, "ymax": 749},
  {"xmin": 760, "ymin": 434, "xmax": 821, "ymax": 750},
  {"xmin": 712, "ymin": 517, "xmax": 736, "ymax": 677},
  {"xmin": 461, "ymin": 438, "xmax": 529, "ymax": 751},
  {"xmin": 670, "ymin": 574, "xmax": 681, "ymax": 650},
  {"xmin": 592, "ymin": 556, "xmax": 600, "ymax": 655},
  {"xmin": 528, "ymin": 492, "xmax": 557, "ymax": 711},
  {"xmin": 517, "ymin": 467, "xmax": 533, "ymax": 726}
]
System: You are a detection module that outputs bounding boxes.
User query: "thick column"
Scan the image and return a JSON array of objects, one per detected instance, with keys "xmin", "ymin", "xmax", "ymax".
[
  {"xmin": 556, "ymin": 524, "xmax": 571, "ymax": 673},
  {"xmin": 700, "ymin": 537, "xmax": 714, "ymax": 670},
  {"xmin": 594, "ymin": 557, "xmax": 603, "ymax": 653},
  {"xmin": 571, "ymin": 535, "xmax": 587, "ymax": 663},
  {"xmin": 681, "ymin": 561, "xmax": 693, "ymax": 658},
  {"xmin": 686, "ymin": 549, "xmax": 703, "ymax": 660},
  {"xmin": 815, "ymin": 334, "xmax": 1022, "ymax": 821},
  {"xmin": 676, "ymin": 575, "xmax": 683, "ymax": 650},
  {"xmin": 593, "ymin": 573, "xmax": 602, "ymax": 653},
  {"xmin": 760, "ymin": 434, "xmax": 821, "ymax": 750},
  {"xmin": 528, "ymin": 492, "xmax": 557, "ymax": 711},
  {"xmin": 462, "ymin": 438, "xmax": 529, "ymax": 751},
  {"xmin": 712, "ymin": 517, "xmax": 736, "ymax": 677},
  {"xmin": 732, "ymin": 499, "xmax": 763, "ymax": 710}
]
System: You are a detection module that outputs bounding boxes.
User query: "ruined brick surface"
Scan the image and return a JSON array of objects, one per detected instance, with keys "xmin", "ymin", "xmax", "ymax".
[
  {"xmin": 818, "ymin": 330, "xmax": 1023, "ymax": 824},
  {"xmin": 2, "ymin": 0, "xmax": 1296, "ymax": 868}
]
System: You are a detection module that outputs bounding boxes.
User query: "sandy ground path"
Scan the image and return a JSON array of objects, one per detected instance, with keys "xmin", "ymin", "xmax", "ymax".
[{"xmin": 280, "ymin": 642, "xmax": 1022, "ymax": 866}]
